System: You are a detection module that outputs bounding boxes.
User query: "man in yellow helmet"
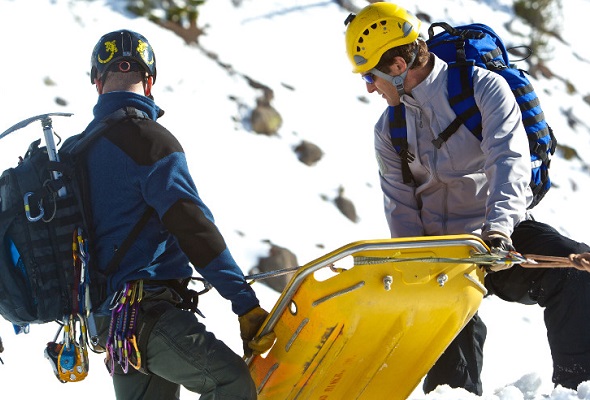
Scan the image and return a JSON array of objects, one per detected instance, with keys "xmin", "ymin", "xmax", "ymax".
[{"xmin": 344, "ymin": 2, "xmax": 590, "ymax": 396}]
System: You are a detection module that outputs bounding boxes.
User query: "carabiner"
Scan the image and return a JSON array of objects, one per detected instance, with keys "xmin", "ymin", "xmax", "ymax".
[
  {"xmin": 127, "ymin": 335, "xmax": 142, "ymax": 371},
  {"xmin": 23, "ymin": 192, "xmax": 44, "ymax": 222}
]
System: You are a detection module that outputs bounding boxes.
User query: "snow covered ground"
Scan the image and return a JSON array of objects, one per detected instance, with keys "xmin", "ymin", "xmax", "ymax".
[{"xmin": 0, "ymin": 0, "xmax": 589, "ymax": 398}]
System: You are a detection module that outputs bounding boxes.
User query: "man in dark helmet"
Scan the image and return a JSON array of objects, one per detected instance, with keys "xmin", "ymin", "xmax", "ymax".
[
  {"xmin": 90, "ymin": 30, "xmax": 157, "ymax": 99},
  {"xmin": 83, "ymin": 29, "xmax": 273, "ymax": 399}
]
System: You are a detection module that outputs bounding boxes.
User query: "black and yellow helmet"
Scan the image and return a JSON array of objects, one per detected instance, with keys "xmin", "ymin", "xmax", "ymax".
[{"xmin": 90, "ymin": 29, "xmax": 157, "ymax": 84}]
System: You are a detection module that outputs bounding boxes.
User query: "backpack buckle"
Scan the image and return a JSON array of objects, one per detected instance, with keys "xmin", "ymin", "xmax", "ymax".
[
  {"xmin": 399, "ymin": 149, "xmax": 415, "ymax": 163},
  {"xmin": 485, "ymin": 59, "xmax": 507, "ymax": 70}
]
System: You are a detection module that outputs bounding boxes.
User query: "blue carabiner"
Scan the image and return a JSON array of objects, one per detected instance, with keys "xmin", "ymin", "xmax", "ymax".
[{"xmin": 23, "ymin": 192, "xmax": 44, "ymax": 222}]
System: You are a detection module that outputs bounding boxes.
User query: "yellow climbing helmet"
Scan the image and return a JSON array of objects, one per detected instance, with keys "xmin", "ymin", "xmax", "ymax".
[{"xmin": 344, "ymin": 2, "xmax": 422, "ymax": 73}]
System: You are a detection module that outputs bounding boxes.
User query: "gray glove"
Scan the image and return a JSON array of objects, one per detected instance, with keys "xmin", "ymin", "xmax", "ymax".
[
  {"xmin": 483, "ymin": 231, "xmax": 516, "ymax": 271},
  {"xmin": 484, "ymin": 232, "xmax": 515, "ymax": 253}
]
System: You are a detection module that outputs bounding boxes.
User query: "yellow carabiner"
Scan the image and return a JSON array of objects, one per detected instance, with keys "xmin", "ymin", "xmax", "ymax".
[
  {"xmin": 129, "ymin": 283, "xmax": 137, "ymax": 305},
  {"xmin": 136, "ymin": 280, "xmax": 144, "ymax": 303},
  {"xmin": 127, "ymin": 335, "xmax": 142, "ymax": 371}
]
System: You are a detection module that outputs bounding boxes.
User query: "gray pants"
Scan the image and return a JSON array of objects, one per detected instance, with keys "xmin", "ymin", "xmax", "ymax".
[{"xmin": 97, "ymin": 286, "xmax": 256, "ymax": 400}]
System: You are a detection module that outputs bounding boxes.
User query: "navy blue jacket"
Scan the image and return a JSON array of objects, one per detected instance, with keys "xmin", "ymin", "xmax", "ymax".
[{"xmin": 85, "ymin": 91, "xmax": 259, "ymax": 316}]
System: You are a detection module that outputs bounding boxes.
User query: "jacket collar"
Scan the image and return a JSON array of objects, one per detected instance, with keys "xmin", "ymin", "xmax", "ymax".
[
  {"xmin": 402, "ymin": 54, "xmax": 447, "ymax": 108},
  {"xmin": 93, "ymin": 91, "xmax": 162, "ymax": 122}
]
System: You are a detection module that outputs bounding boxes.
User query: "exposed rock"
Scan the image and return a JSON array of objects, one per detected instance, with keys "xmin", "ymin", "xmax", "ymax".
[
  {"xmin": 294, "ymin": 140, "xmax": 323, "ymax": 166},
  {"xmin": 44, "ymin": 76, "xmax": 56, "ymax": 86},
  {"xmin": 252, "ymin": 243, "xmax": 298, "ymax": 292},
  {"xmin": 155, "ymin": 18, "xmax": 206, "ymax": 45},
  {"xmin": 528, "ymin": 62, "xmax": 554, "ymax": 79},
  {"xmin": 561, "ymin": 108, "xmax": 582, "ymax": 130},
  {"xmin": 557, "ymin": 143, "xmax": 580, "ymax": 161},
  {"xmin": 335, "ymin": 186, "xmax": 358, "ymax": 223},
  {"xmin": 357, "ymin": 95, "xmax": 370, "ymax": 104},
  {"xmin": 250, "ymin": 97, "xmax": 282, "ymax": 136},
  {"xmin": 416, "ymin": 12, "xmax": 432, "ymax": 24},
  {"xmin": 335, "ymin": 0, "xmax": 362, "ymax": 13}
]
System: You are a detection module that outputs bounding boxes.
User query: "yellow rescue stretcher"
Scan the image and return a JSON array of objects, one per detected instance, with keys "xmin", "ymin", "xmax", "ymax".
[{"xmin": 247, "ymin": 234, "xmax": 492, "ymax": 400}]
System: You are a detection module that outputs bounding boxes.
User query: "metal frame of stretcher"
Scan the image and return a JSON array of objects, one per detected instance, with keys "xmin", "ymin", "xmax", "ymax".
[{"xmin": 247, "ymin": 234, "xmax": 489, "ymax": 400}]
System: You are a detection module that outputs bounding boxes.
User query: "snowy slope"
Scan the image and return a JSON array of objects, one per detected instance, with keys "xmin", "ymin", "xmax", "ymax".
[{"xmin": 0, "ymin": 0, "xmax": 589, "ymax": 399}]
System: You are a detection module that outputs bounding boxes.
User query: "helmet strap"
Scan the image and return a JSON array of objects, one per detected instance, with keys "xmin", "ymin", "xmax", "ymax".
[
  {"xmin": 390, "ymin": 44, "xmax": 419, "ymax": 96},
  {"xmin": 370, "ymin": 43, "xmax": 419, "ymax": 97}
]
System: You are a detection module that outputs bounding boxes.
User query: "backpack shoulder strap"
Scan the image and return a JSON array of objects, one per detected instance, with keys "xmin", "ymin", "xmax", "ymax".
[
  {"xmin": 64, "ymin": 106, "xmax": 149, "ymax": 157},
  {"xmin": 432, "ymin": 64, "xmax": 483, "ymax": 149},
  {"xmin": 61, "ymin": 106, "xmax": 154, "ymax": 303},
  {"xmin": 47, "ymin": 107, "xmax": 149, "ymax": 190},
  {"xmin": 103, "ymin": 207, "xmax": 155, "ymax": 277},
  {"xmin": 428, "ymin": 22, "xmax": 522, "ymax": 149},
  {"xmin": 387, "ymin": 105, "xmax": 415, "ymax": 184}
]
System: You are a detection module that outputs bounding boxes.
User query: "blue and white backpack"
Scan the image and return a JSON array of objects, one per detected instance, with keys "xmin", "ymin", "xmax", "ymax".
[{"xmin": 389, "ymin": 22, "xmax": 556, "ymax": 209}]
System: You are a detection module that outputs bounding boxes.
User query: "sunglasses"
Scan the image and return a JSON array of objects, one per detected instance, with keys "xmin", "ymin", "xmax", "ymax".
[{"xmin": 361, "ymin": 72, "xmax": 376, "ymax": 84}]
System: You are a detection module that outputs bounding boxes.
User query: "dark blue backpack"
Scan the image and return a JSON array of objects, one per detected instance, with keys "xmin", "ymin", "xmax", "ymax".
[
  {"xmin": 389, "ymin": 22, "xmax": 556, "ymax": 209},
  {"xmin": 0, "ymin": 108, "xmax": 152, "ymax": 327}
]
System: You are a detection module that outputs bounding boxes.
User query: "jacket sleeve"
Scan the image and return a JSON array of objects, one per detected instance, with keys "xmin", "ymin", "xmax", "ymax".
[
  {"xmin": 475, "ymin": 69, "xmax": 533, "ymax": 238},
  {"xmin": 136, "ymin": 130, "xmax": 259, "ymax": 316},
  {"xmin": 374, "ymin": 109, "xmax": 425, "ymax": 238},
  {"xmin": 161, "ymin": 197, "xmax": 259, "ymax": 316}
]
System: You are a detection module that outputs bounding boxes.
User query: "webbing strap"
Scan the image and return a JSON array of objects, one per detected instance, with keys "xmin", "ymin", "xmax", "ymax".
[
  {"xmin": 70, "ymin": 107, "xmax": 149, "ymax": 156},
  {"xmin": 522, "ymin": 112, "xmax": 546, "ymax": 130},
  {"xmin": 433, "ymin": 63, "xmax": 483, "ymax": 148},
  {"xmin": 388, "ymin": 105, "xmax": 415, "ymax": 184},
  {"xmin": 104, "ymin": 208, "xmax": 155, "ymax": 276},
  {"xmin": 518, "ymin": 96, "xmax": 541, "ymax": 113},
  {"xmin": 67, "ymin": 107, "xmax": 153, "ymax": 303},
  {"xmin": 482, "ymin": 47, "xmax": 503, "ymax": 66},
  {"xmin": 513, "ymin": 83, "xmax": 535, "ymax": 98},
  {"xmin": 433, "ymin": 115, "xmax": 468, "ymax": 149}
]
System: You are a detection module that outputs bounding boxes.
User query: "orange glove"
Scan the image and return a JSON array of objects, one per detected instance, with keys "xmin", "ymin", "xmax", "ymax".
[{"xmin": 238, "ymin": 306, "xmax": 275, "ymax": 357}]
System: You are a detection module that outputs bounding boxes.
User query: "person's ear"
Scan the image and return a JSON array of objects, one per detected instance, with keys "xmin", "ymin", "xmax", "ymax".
[
  {"xmin": 94, "ymin": 78, "xmax": 104, "ymax": 95},
  {"xmin": 388, "ymin": 56, "xmax": 407, "ymax": 75},
  {"xmin": 144, "ymin": 76, "xmax": 154, "ymax": 97}
]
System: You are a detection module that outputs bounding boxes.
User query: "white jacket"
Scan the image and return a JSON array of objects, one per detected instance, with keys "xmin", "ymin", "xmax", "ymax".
[{"xmin": 374, "ymin": 54, "xmax": 533, "ymax": 238}]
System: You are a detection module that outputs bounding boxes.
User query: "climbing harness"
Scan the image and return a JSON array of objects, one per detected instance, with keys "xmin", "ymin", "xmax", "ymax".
[{"xmin": 103, "ymin": 276, "xmax": 211, "ymax": 375}]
